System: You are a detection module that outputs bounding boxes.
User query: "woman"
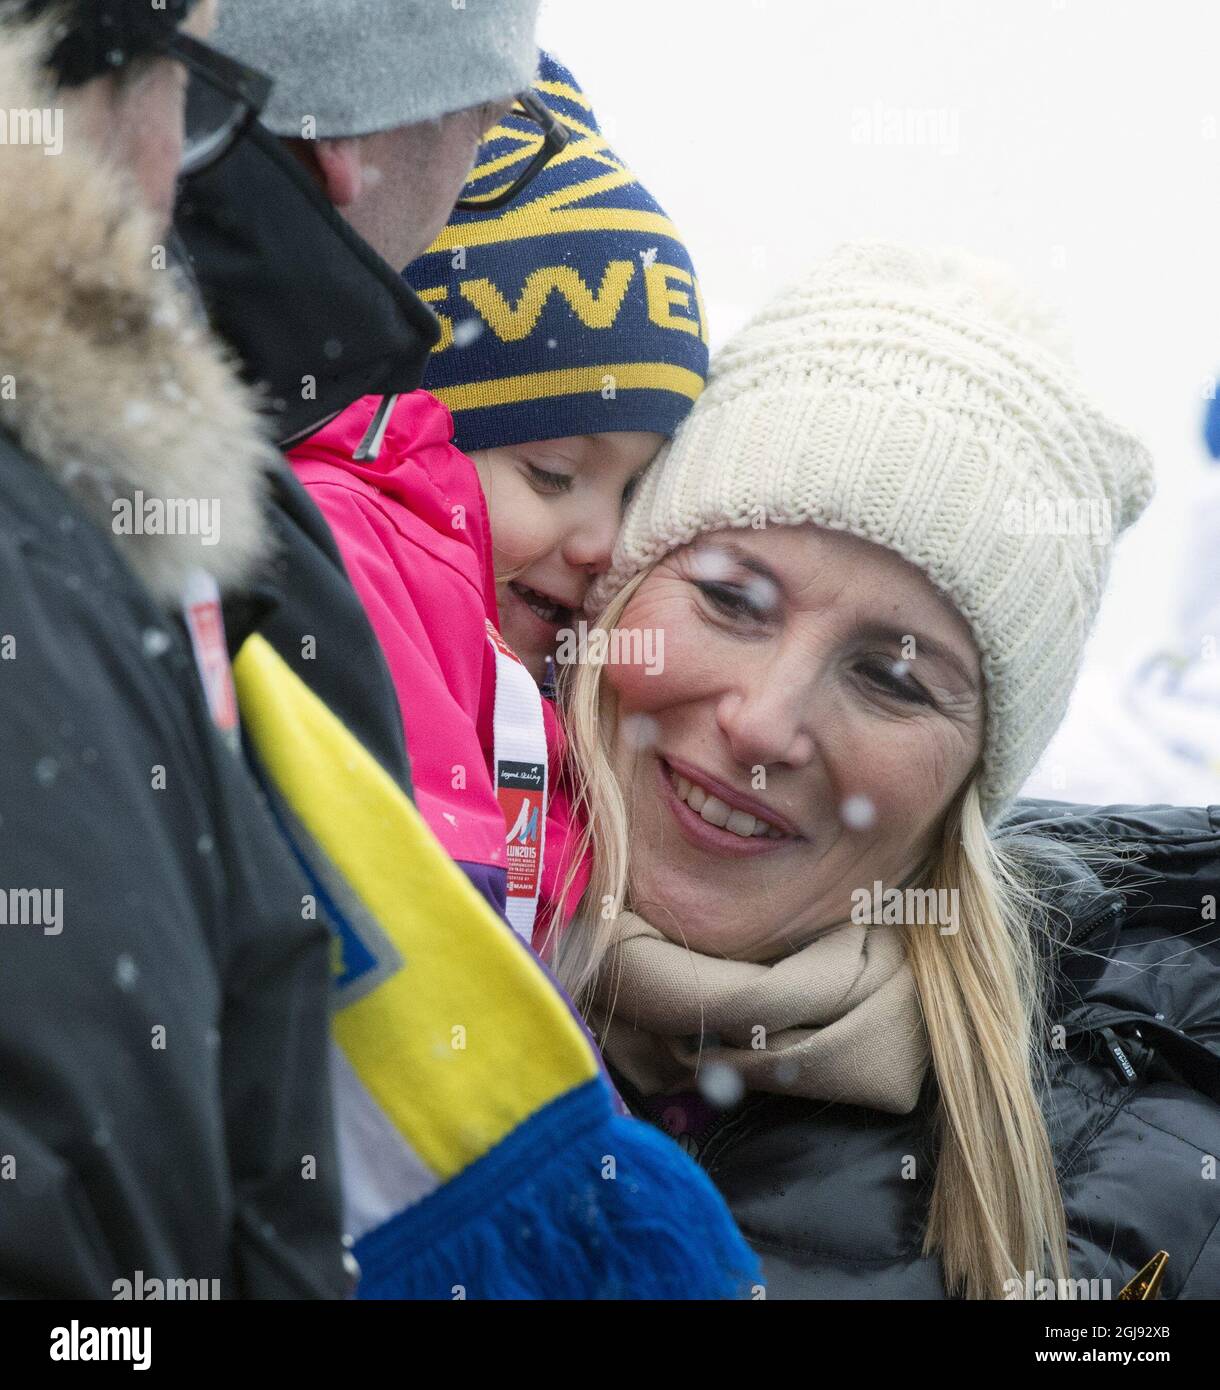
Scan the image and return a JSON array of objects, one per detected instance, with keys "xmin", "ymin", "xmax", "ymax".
[
  {"xmin": 0, "ymin": 1, "xmax": 349, "ymax": 1295},
  {"xmin": 556, "ymin": 242, "xmax": 1220, "ymax": 1299}
]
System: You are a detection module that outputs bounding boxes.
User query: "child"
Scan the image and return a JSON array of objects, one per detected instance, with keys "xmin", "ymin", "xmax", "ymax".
[
  {"xmin": 405, "ymin": 51, "xmax": 710, "ymax": 686},
  {"xmin": 289, "ymin": 53, "xmax": 709, "ymax": 952}
]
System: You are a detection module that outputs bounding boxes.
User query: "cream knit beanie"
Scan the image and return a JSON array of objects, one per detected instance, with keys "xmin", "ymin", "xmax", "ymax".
[{"xmin": 589, "ymin": 242, "xmax": 1156, "ymax": 822}]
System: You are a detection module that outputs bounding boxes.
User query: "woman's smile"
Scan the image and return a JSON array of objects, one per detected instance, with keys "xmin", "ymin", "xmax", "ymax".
[{"xmin": 656, "ymin": 753, "xmax": 803, "ymax": 858}]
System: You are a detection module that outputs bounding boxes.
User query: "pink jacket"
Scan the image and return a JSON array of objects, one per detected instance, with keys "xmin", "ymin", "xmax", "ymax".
[{"xmin": 289, "ymin": 391, "xmax": 589, "ymax": 951}]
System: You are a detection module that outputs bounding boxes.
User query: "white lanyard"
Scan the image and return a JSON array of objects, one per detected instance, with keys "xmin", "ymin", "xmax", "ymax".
[{"xmin": 485, "ymin": 619, "xmax": 548, "ymax": 944}]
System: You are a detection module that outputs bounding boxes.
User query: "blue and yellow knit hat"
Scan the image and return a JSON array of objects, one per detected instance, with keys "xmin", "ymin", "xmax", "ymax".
[{"xmin": 404, "ymin": 52, "xmax": 709, "ymax": 453}]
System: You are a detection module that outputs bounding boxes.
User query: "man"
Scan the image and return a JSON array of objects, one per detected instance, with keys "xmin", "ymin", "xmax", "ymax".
[
  {"xmin": 176, "ymin": 0, "xmax": 544, "ymax": 783},
  {"xmin": 0, "ymin": 0, "xmax": 347, "ymax": 1298}
]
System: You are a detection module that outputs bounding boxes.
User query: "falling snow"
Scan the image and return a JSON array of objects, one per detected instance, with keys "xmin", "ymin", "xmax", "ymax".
[
  {"xmin": 774, "ymin": 1059, "xmax": 800, "ymax": 1087},
  {"xmin": 619, "ymin": 712, "xmax": 659, "ymax": 751},
  {"xmin": 114, "ymin": 955, "xmax": 138, "ymax": 992},
  {"xmin": 742, "ymin": 572, "xmax": 779, "ymax": 612},
  {"xmin": 142, "ymin": 627, "xmax": 172, "ymax": 658},
  {"xmin": 698, "ymin": 1061, "xmax": 745, "ymax": 1109},
  {"xmin": 839, "ymin": 794, "xmax": 876, "ymax": 830},
  {"xmin": 452, "ymin": 319, "xmax": 483, "ymax": 349},
  {"xmin": 688, "ymin": 543, "xmax": 734, "ymax": 583}
]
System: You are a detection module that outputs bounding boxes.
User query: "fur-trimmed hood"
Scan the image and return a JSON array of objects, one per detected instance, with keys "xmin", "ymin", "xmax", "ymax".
[{"xmin": 0, "ymin": 21, "xmax": 274, "ymax": 606}]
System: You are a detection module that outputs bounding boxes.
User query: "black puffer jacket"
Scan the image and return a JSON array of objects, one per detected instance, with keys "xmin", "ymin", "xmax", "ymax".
[
  {"xmin": 614, "ymin": 801, "xmax": 1220, "ymax": 1299},
  {"xmin": 0, "ymin": 434, "xmax": 349, "ymax": 1299}
]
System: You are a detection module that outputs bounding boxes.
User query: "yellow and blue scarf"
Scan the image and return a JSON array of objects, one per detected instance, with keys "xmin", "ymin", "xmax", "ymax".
[{"xmin": 234, "ymin": 634, "xmax": 759, "ymax": 1298}]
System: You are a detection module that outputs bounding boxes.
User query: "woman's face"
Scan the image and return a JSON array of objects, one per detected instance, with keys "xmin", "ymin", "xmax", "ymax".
[{"xmin": 605, "ymin": 524, "xmax": 986, "ymax": 959}]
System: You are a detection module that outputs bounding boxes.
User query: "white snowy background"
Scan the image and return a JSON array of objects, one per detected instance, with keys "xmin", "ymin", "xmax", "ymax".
[{"xmin": 540, "ymin": 0, "xmax": 1220, "ymax": 803}]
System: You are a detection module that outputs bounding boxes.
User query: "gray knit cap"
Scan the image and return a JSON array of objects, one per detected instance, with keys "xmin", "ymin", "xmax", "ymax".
[{"xmin": 212, "ymin": 0, "xmax": 541, "ymax": 139}]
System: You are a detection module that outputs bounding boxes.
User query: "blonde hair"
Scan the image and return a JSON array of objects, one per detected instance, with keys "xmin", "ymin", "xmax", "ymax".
[{"xmin": 550, "ymin": 570, "xmax": 1075, "ymax": 1300}]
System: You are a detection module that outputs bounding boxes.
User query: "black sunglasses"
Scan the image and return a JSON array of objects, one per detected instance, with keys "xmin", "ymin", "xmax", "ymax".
[
  {"xmin": 156, "ymin": 30, "xmax": 274, "ymax": 179},
  {"xmin": 453, "ymin": 90, "xmax": 570, "ymax": 213}
]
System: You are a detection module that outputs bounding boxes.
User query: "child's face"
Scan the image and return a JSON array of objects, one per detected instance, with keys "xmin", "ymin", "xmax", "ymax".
[{"xmin": 470, "ymin": 431, "xmax": 666, "ymax": 683}]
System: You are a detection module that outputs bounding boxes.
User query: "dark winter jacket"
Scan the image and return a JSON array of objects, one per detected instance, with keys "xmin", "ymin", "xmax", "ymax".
[
  {"xmin": 0, "ymin": 29, "xmax": 348, "ymax": 1299},
  {"xmin": 175, "ymin": 119, "xmax": 443, "ymax": 792},
  {"xmin": 613, "ymin": 801, "xmax": 1220, "ymax": 1299}
]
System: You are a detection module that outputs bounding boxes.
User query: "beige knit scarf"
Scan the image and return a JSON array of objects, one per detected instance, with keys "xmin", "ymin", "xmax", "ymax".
[{"xmin": 589, "ymin": 912, "xmax": 930, "ymax": 1115}]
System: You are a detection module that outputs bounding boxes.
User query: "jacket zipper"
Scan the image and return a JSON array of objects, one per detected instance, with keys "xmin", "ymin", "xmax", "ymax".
[{"xmin": 1066, "ymin": 895, "xmax": 1123, "ymax": 949}]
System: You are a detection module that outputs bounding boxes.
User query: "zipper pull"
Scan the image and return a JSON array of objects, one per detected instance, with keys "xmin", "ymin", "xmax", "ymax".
[
  {"xmin": 1117, "ymin": 1250, "xmax": 1168, "ymax": 1300},
  {"xmin": 353, "ymin": 394, "xmax": 399, "ymax": 462},
  {"xmin": 1098, "ymin": 1025, "xmax": 1138, "ymax": 1086},
  {"xmin": 540, "ymin": 654, "xmax": 558, "ymax": 702}
]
